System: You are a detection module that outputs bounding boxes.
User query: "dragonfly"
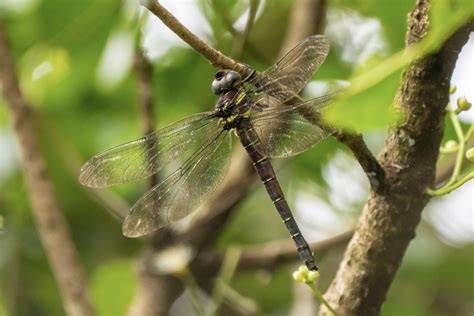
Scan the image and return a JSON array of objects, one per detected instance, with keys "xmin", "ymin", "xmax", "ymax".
[{"xmin": 79, "ymin": 35, "xmax": 335, "ymax": 271}]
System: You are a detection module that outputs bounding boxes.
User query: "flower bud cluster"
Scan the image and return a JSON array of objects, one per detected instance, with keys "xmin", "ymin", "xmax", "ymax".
[{"xmin": 292, "ymin": 265, "xmax": 320, "ymax": 283}]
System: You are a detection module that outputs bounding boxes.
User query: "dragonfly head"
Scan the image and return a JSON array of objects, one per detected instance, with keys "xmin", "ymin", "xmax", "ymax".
[{"xmin": 211, "ymin": 70, "xmax": 241, "ymax": 95}]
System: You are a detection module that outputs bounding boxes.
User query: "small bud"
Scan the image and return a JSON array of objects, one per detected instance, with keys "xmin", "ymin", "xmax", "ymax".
[
  {"xmin": 457, "ymin": 96, "xmax": 472, "ymax": 112},
  {"xmin": 298, "ymin": 265, "xmax": 310, "ymax": 277},
  {"xmin": 152, "ymin": 245, "xmax": 193, "ymax": 276},
  {"xmin": 292, "ymin": 271, "xmax": 304, "ymax": 283},
  {"xmin": 306, "ymin": 270, "xmax": 320, "ymax": 282},
  {"xmin": 449, "ymin": 85, "xmax": 457, "ymax": 94},
  {"xmin": 466, "ymin": 148, "xmax": 474, "ymax": 162},
  {"xmin": 441, "ymin": 140, "xmax": 458, "ymax": 153}
]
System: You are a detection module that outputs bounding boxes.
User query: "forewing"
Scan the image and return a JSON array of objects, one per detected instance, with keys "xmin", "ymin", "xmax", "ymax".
[
  {"xmin": 251, "ymin": 94, "xmax": 335, "ymax": 158},
  {"xmin": 79, "ymin": 112, "xmax": 219, "ymax": 187},
  {"xmin": 122, "ymin": 131, "xmax": 231, "ymax": 237},
  {"xmin": 247, "ymin": 35, "xmax": 330, "ymax": 103}
]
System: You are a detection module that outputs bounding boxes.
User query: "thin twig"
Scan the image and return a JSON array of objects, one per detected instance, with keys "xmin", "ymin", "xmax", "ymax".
[
  {"xmin": 0, "ymin": 22, "xmax": 95, "ymax": 316},
  {"xmin": 134, "ymin": 47, "xmax": 159, "ymax": 188},
  {"xmin": 234, "ymin": 0, "xmax": 259, "ymax": 59},
  {"xmin": 142, "ymin": 0, "xmax": 250, "ymax": 74},
  {"xmin": 210, "ymin": 0, "xmax": 271, "ymax": 64}
]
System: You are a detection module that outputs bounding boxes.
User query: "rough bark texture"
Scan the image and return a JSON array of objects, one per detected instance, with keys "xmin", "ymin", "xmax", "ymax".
[
  {"xmin": 0, "ymin": 23, "xmax": 95, "ymax": 316},
  {"xmin": 319, "ymin": 1, "xmax": 473, "ymax": 315}
]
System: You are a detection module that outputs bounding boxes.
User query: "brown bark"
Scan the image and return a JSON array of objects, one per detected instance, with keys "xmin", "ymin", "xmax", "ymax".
[
  {"xmin": 0, "ymin": 23, "xmax": 95, "ymax": 316},
  {"xmin": 319, "ymin": 1, "xmax": 473, "ymax": 315}
]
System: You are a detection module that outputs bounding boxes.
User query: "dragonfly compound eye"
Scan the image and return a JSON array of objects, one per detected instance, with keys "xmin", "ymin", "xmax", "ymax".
[
  {"xmin": 225, "ymin": 71, "xmax": 241, "ymax": 88},
  {"xmin": 212, "ymin": 70, "xmax": 241, "ymax": 94},
  {"xmin": 211, "ymin": 78, "xmax": 223, "ymax": 95},
  {"xmin": 214, "ymin": 70, "xmax": 225, "ymax": 80}
]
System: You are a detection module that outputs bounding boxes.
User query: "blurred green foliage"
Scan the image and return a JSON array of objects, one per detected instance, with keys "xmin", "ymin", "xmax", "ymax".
[
  {"xmin": 90, "ymin": 260, "xmax": 136, "ymax": 315},
  {"xmin": 0, "ymin": 0, "xmax": 472, "ymax": 315}
]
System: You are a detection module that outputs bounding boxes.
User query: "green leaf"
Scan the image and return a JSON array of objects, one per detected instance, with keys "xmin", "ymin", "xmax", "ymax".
[
  {"xmin": 90, "ymin": 259, "xmax": 136, "ymax": 315},
  {"xmin": 324, "ymin": 69, "xmax": 402, "ymax": 132},
  {"xmin": 430, "ymin": 0, "xmax": 474, "ymax": 51},
  {"xmin": 19, "ymin": 45, "xmax": 71, "ymax": 104},
  {"xmin": 0, "ymin": 293, "xmax": 9, "ymax": 316}
]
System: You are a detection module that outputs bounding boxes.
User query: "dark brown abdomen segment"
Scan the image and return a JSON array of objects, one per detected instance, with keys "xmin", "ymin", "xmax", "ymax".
[{"xmin": 236, "ymin": 120, "xmax": 317, "ymax": 271}]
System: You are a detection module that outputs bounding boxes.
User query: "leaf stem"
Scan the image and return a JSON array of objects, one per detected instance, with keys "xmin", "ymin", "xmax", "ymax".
[
  {"xmin": 446, "ymin": 108, "xmax": 466, "ymax": 186},
  {"xmin": 426, "ymin": 171, "xmax": 474, "ymax": 196},
  {"xmin": 206, "ymin": 246, "xmax": 241, "ymax": 316},
  {"xmin": 306, "ymin": 283, "xmax": 339, "ymax": 316},
  {"xmin": 427, "ymin": 109, "xmax": 473, "ymax": 196},
  {"xmin": 465, "ymin": 125, "xmax": 474, "ymax": 141}
]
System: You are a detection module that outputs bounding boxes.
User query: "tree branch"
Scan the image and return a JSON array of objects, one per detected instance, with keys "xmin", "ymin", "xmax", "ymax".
[
  {"xmin": 0, "ymin": 22, "xmax": 95, "ymax": 316},
  {"xmin": 194, "ymin": 230, "xmax": 354, "ymax": 274},
  {"xmin": 334, "ymin": 132, "xmax": 386, "ymax": 193},
  {"xmin": 319, "ymin": 2, "xmax": 474, "ymax": 314}
]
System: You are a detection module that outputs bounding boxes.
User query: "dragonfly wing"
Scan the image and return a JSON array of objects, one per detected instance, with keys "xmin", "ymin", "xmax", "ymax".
[
  {"xmin": 122, "ymin": 131, "xmax": 231, "ymax": 237},
  {"xmin": 79, "ymin": 112, "xmax": 219, "ymax": 188},
  {"xmin": 251, "ymin": 94, "xmax": 336, "ymax": 158},
  {"xmin": 248, "ymin": 35, "xmax": 330, "ymax": 103}
]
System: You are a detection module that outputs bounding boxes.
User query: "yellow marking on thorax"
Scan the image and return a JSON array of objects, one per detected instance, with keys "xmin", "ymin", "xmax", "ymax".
[
  {"xmin": 226, "ymin": 114, "xmax": 237, "ymax": 122},
  {"xmin": 222, "ymin": 101, "xmax": 229, "ymax": 110},
  {"xmin": 236, "ymin": 91, "xmax": 246, "ymax": 104},
  {"xmin": 242, "ymin": 109, "xmax": 252, "ymax": 118}
]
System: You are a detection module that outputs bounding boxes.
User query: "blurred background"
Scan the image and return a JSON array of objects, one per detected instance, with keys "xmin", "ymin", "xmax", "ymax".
[{"xmin": 0, "ymin": 0, "xmax": 472, "ymax": 315}]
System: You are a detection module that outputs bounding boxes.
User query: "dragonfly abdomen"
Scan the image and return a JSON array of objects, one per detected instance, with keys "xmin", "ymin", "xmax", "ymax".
[{"xmin": 236, "ymin": 120, "xmax": 318, "ymax": 271}]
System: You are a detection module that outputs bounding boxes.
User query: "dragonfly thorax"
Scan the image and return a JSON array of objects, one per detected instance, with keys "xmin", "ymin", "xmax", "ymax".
[{"xmin": 215, "ymin": 88, "xmax": 251, "ymax": 130}]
